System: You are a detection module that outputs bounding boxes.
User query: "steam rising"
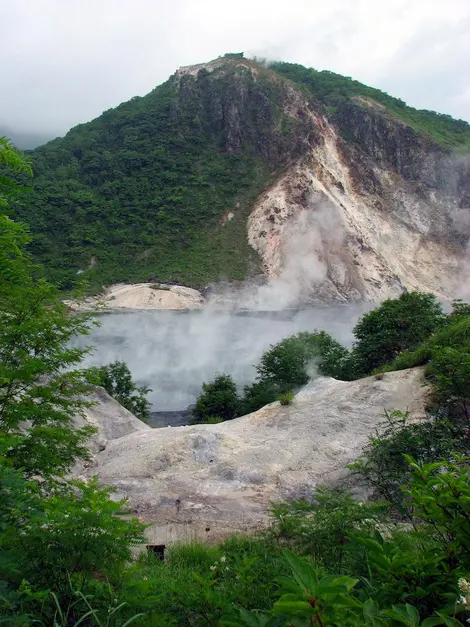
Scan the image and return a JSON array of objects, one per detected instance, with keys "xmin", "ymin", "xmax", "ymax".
[
  {"xmin": 79, "ymin": 203, "xmax": 365, "ymax": 412},
  {"xmin": 81, "ymin": 306, "xmax": 369, "ymax": 411},
  {"xmin": 242, "ymin": 204, "xmax": 345, "ymax": 310}
]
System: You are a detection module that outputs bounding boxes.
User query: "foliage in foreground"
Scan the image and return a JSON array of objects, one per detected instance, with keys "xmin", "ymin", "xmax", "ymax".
[
  {"xmin": 1, "ymin": 139, "xmax": 146, "ymax": 625},
  {"xmin": 349, "ymin": 409, "xmax": 469, "ymax": 513},
  {"xmin": 5, "ymin": 457, "xmax": 468, "ymax": 626}
]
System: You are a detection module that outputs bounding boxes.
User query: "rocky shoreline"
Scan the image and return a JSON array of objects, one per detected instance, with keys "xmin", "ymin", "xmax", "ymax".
[{"xmin": 65, "ymin": 282, "xmax": 205, "ymax": 313}]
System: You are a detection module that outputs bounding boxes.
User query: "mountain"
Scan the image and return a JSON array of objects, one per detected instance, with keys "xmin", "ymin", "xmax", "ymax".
[{"xmin": 12, "ymin": 54, "xmax": 470, "ymax": 300}]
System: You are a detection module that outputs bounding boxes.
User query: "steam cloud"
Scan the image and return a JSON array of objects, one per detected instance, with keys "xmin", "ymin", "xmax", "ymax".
[{"xmin": 239, "ymin": 201, "xmax": 346, "ymax": 310}]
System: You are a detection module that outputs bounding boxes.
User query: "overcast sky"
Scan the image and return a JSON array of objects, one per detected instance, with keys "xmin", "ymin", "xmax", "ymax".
[{"xmin": 1, "ymin": 0, "xmax": 469, "ymax": 138}]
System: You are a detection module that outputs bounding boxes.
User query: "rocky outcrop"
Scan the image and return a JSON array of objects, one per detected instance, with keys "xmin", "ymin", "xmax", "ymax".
[
  {"xmin": 174, "ymin": 59, "xmax": 314, "ymax": 166},
  {"xmin": 73, "ymin": 386, "xmax": 150, "ymax": 454},
  {"xmin": 79, "ymin": 368, "xmax": 429, "ymax": 545},
  {"xmin": 174, "ymin": 59, "xmax": 470, "ymax": 306},
  {"xmin": 65, "ymin": 283, "xmax": 204, "ymax": 312},
  {"xmin": 248, "ymin": 97, "xmax": 470, "ymax": 305}
]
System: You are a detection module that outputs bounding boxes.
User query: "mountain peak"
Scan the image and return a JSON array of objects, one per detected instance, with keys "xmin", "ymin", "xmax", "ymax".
[{"xmin": 174, "ymin": 53, "xmax": 262, "ymax": 81}]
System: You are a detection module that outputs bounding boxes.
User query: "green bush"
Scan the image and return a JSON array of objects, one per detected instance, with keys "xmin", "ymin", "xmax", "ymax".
[
  {"xmin": 270, "ymin": 486, "xmax": 387, "ymax": 573},
  {"xmin": 256, "ymin": 331, "xmax": 351, "ymax": 391},
  {"xmin": 88, "ymin": 360, "xmax": 151, "ymax": 422},
  {"xmin": 278, "ymin": 391, "xmax": 295, "ymax": 405},
  {"xmin": 352, "ymin": 292, "xmax": 446, "ymax": 375},
  {"xmin": 349, "ymin": 410, "xmax": 467, "ymax": 513},
  {"xmin": 192, "ymin": 374, "xmax": 240, "ymax": 423},
  {"xmin": 426, "ymin": 347, "xmax": 470, "ymax": 431},
  {"xmin": 377, "ymin": 315, "xmax": 470, "ymax": 374},
  {"xmin": 233, "ymin": 458, "xmax": 470, "ymax": 626},
  {"xmin": 240, "ymin": 380, "xmax": 278, "ymax": 414}
]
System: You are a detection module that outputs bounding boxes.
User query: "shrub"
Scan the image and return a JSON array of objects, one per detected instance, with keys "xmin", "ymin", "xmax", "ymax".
[
  {"xmin": 377, "ymin": 316, "xmax": 470, "ymax": 374},
  {"xmin": 270, "ymin": 486, "xmax": 387, "ymax": 573},
  {"xmin": 426, "ymin": 347, "xmax": 470, "ymax": 432},
  {"xmin": 279, "ymin": 391, "xmax": 294, "ymax": 405},
  {"xmin": 192, "ymin": 374, "xmax": 240, "ymax": 423},
  {"xmin": 240, "ymin": 380, "xmax": 278, "ymax": 414},
  {"xmin": 352, "ymin": 292, "xmax": 446, "ymax": 375},
  {"xmin": 89, "ymin": 360, "xmax": 151, "ymax": 422},
  {"xmin": 350, "ymin": 410, "xmax": 467, "ymax": 513},
  {"xmin": 256, "ymin": 331, "xmax": 351, "ymax": 391}
]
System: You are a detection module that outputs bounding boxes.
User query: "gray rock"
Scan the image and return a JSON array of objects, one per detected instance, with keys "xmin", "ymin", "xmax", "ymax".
[
  {"xmin": 74, "ymin": 386, "xmax": 150, "ymax": 454},
  {"xmin": 78, "ymin": 369, "xmax": 428, "ymax": 545}
]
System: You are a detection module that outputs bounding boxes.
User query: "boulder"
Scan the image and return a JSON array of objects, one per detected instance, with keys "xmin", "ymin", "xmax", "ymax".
[{"xmin": 74, "ymin": 386, "xmax": 150, "ymax": 453}]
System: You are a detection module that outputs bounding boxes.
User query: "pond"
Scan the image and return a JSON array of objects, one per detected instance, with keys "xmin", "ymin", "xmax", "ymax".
[{"xmin": 78, "ymin": 305, "xmax": 371, "ymax": 416}]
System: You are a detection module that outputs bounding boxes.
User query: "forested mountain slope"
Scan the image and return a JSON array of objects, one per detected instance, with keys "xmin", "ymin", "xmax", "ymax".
[{"xmin": 13, "ymin": 55, "xmax": 470, "ymax": 298}]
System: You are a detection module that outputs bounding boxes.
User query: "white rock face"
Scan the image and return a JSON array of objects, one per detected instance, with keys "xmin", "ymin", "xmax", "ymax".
[
  {"xmin": 73, "ymin": 386, "xmax": 151, "ymax": 454},
  {"xmin": 248, "ymin": 116, "xmax": 465, "ymax": 304},
  {"xmin": 248, "ymin": 120, "xmax": 467, "ymax": 301},
  {"xmin": 65, "ymin": 283, "xmax": 204, "ymax": 312},
  {"xmin": 80, "ymin": 368, "xmax": 428, "ymax": 545}
]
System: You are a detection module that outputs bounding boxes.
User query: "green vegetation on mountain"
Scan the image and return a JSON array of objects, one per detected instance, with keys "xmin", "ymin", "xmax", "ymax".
[
  {"xmin": 270, "ymin": 62, "xmax": 470, "ymax": 148},
  {"xmin": 13, "ymin": 63, "xmax": 290, "ymax": 291},
  {"xmin": 9, "ymin": 55, "xmax": 470, "ymax": 291}
]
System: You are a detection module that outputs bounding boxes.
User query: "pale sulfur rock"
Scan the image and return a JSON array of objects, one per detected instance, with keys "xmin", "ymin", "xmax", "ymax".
[
  {"xmin": 79, "ymin": 368, "xmax": 429, "ymax": 545},
  {"xmin": 247, "ymin": 113, "xmax": 466, "ymax": 305},
  {"xmin": 65, "ymin": 283, "xmax": 204, "ymax": 312}
]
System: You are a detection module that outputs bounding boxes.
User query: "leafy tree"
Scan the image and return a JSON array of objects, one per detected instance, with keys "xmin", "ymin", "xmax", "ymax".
[
  {"xmin": 427, "ymin": 347, "xmax": 470, "ymax": 434},
  {"xmin": 0, "ymin": 136, "xmax": 32, "ymax": 206},
  {"xmin": 192, "ymin": 374, "xmax": 240, "ymax": 423},
  {"xmin": 90, "ymin": 360, "xmax": 151, "ymax": 422},
  {"xmin": 0, "ymin": 139, "xmax": 146, "ymax": 622},
  {"xmin": 1, "ymin": 147, "xmax": 94, "ymax": 477},
  {"xmin": 256, "ymin": 331, "xmax": 350, "ymax": 392},
  {"xmin": 352, "ymin": 292, "xmax": 446, "ymax": 375}
]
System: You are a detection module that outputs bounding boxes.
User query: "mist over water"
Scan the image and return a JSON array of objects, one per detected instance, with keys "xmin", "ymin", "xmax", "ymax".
[{"xmin": 79, "ymin": 305, "xmax": 371, "ymax": 411}]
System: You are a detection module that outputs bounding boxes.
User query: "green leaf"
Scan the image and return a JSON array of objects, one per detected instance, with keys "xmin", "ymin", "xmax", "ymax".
[
  {"xmin": 282, "ymin": 551, "xmax": 318, "ymax": 593},
  {"xmin": 273, "ymin": 596, "xmax": 314, "ymax": 618},
  {"xmin": 383, "ymin": 604, "xmax": 420, "ymax": 626}
]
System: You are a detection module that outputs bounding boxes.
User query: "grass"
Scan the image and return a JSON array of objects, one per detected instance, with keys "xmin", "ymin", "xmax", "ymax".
[{"xmin": 279, "ymin": 391, "xmax": 295, "ymax": 405}]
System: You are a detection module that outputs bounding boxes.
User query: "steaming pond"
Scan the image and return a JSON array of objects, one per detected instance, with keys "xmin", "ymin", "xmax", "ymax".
[{"xmin": 78, "ymin": 306, "xmax": 371, "ymax": 424}]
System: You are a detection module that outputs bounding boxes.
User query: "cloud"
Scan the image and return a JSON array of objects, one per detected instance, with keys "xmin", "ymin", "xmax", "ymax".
[{"xmin": 1, "ymin": 0, "xmax": 469, "ymax": 137}]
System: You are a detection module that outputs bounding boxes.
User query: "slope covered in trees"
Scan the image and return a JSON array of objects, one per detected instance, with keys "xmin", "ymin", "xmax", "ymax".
[{"xmin": 12, "ymin": 55, "xmax": 470, "ymax": 291}]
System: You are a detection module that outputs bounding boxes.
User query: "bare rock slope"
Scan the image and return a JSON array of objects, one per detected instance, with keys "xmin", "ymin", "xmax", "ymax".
[
  {"xmin": 74, "ymin": 386, "xmax": 151, "ymax": 454},
  {"xmin": 81, "ymin": 368, "xmax": 428, "ymax": 545},
  {"xmin": 248, "ymin": 97, "xmax": 470, "ymax": 305}
]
